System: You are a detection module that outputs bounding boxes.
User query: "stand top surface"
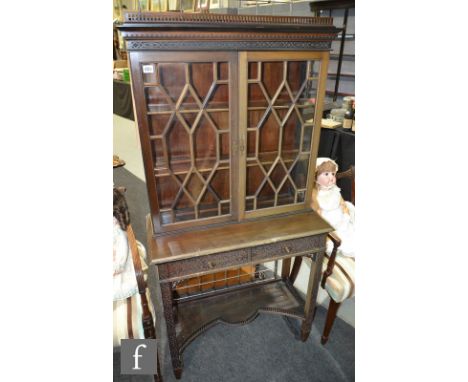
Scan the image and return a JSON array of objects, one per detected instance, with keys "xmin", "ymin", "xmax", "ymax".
[{"xmin": 147, "ymin": 210, "xmax": 333, "ymax": 264}]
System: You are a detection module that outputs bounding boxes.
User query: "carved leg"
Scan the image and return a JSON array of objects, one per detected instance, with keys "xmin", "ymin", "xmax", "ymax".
[
  {"xmin": 281, "ymin": 257, "xmax": 291, "ymax": 280},
  {"xmin": 140, "ymin": 293, "xmax": 162, "ymax": 382},
  {"xmin": 289, "ymin": 256, "xmax": 302, "ymax": 284},
  {"xmin": 321, "ymin": 298, "xmax": 341, "ymax": 345},
  {"xmin": 301, "ymin": 251, "xmax": 324, "ymax": 341},
  {"xmin": 141, "ymin": 294, "xmax": 155, "ymax": 340},
  {"xmin": 160, "ymin": 282, "xmax": 183, "ymax": 379}
]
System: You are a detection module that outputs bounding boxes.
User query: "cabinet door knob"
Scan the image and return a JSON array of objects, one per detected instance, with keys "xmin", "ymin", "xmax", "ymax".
[{"xmin": 208, "ymin": 261, "xmax": 215, "ymax": 269}]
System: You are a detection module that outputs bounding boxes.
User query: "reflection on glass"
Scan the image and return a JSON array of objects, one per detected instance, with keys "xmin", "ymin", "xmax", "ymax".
[
  {"xmin": 145, "ymin": 61, "xmax": 231, "ymax": 224},
  {"xmin": 245, "ymin": 59, "xmax": 320, "ymax": 211}
]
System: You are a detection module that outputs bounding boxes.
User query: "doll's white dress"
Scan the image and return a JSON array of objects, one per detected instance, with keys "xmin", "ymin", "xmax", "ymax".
[
  {"xmin": 113, "ymin": 217, "xmax": 146, "ymax": 346},
  {"xmin": 113, "ymin": 217, "xmax": 138, "ymax": 300},
  {"xmin": 317, "ymin": 185, "xmax": 355, "ymax": 258}
]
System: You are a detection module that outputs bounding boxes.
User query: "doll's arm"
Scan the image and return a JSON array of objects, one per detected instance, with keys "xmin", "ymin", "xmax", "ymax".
[
  {"xmin": 311, "ymin": 188, "xmax": 322, "ymax": 215},
  {"xmin": 340, "ymin": 197, "xmax": 350, "ymax": 215},
  {"xmin": 113, "ymin": 221, "xmax": 129, "ymax": 275}
]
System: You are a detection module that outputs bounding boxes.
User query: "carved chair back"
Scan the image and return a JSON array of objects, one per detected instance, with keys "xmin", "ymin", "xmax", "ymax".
[{"xmin": 336, "ymin": 165, "xmax": 355, "ymax": 205}]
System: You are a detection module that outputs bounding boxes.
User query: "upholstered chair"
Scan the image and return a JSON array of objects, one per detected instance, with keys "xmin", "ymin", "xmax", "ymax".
[
  {"xmin": 113, "ymin": 224, "xmax": 162, "ymax": 381},
  {"xmin": 319, "ymin": 165, "xmax": 355, "ymax": 344}
]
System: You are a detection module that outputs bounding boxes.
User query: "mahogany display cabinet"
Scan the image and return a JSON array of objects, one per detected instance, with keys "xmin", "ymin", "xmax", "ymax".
[{"xmin": 119, "ymin": 11, "xmax": 338, "ymax": 379}]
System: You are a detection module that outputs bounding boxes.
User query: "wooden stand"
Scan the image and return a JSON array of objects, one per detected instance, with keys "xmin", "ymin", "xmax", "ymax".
[{"xmin": 147, "ymin": 211, "xmax": 331, "ymax": 378}]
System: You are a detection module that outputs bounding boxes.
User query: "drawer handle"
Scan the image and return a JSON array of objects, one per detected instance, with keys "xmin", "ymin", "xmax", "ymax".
[
  {"xmin": 284, "ymin": 246, "xmax": 292, "ymax": 254},
  {"xmin": 208, "ymin": 261, "xmax": 215, "ymax": 269}
]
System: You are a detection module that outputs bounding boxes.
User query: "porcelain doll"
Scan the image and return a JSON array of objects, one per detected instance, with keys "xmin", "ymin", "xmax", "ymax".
[
  {"xmin": 311, "ymin": 158, "xmax": 355, "ymax": 258},
  {"xmin": 113, "ymin": 187, "xmax": 138, "ymax": 300}
]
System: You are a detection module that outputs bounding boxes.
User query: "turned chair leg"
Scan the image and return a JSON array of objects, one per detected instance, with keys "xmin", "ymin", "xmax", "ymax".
[{"xmin": 321, "ymin": 298, "xmax": 341, "ymax": 345}]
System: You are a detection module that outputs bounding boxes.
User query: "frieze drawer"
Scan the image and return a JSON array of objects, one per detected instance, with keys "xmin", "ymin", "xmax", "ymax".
[
  {"xmin": 158, "ymin": 248, "xmax": 250, "ymax": 281},
  {"xmin": 250, "ymin": 235, "xmax": 326, "ymax": 263}
]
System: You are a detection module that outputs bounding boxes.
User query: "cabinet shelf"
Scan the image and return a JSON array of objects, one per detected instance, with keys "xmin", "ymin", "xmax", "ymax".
[
  {"xmin": 147, "ymin": 108, "xmax": 230, "ymax": 115},
  {"xmin": 147, "ymin": 102, "xmax": 230, "ymax": 115},
  {"xmin": 154, "ymin": 157, "xmax": 230, "ymax": 178},
  {"xmin": 175, "ymin": 278, "xmax": 305, "ymax": 353},
  {"xmin": 247, "ymin": 99, "xmax": 312, "ymax": 110},
  {"xmin": 246, "ymin": 150, "xmax": 310, "ymax": 166},
  {"xmin": 154, "ymin": 152, "xmax": 310, "ymax": 177},
  {"xmin": 160, "ymin": 202, "xmax": 231, "ymax": 224}
]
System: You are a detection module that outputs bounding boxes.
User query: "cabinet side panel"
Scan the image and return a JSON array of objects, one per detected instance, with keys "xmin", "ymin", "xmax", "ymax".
[
  {"xmin": 128, "ymin": 51, "xmax": 162, "ymax": 233},
  {"xmin": 305, "ymin": 52, "xmax": 329, "ymax": 208}
]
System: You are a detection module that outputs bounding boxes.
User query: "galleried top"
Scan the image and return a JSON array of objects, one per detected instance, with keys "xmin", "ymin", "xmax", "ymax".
[{"xmin": 122, "ymin": 11, "xmax": 334, "ymax": 28}]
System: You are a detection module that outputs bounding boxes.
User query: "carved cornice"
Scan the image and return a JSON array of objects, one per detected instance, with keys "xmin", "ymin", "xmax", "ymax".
[
  {"xmin": 119, "ymin": 12, "xmax": 339, "ymax": 52},
  {"xmin": 126, "ymin": 40, "xmax": 332, "ymax": 51},
  {"xmin": 123, "ymin": 30, "xmax": 335, "ymax": 42}
]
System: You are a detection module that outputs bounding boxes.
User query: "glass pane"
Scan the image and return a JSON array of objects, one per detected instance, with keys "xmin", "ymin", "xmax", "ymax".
[
  {"xmin": 259, "ymin": 112, "xmax": 279, "ymax": 157},
  {"xmin": 246, "ymin": 164, "xmax": 264, "ymax": 198},
  {"xmin": 145, "ymin": 60, "xmax": 231, "ymax": 225},
  {"xmin": 277, "ymin": 178, "xmax": 295, "ymax": 206},
  {"xmin": 248, "ymin": 62, "xmax": 258, "ymax": 80},
  {"xmin": 261, "ymin": 61, "xmax": 284, "ymax": 99},
  {"xmin": 145, "ymin": 86, "xmax": 172, "ymax": 113},
  {"xmin": 159, "ymin": 63, "xmax": 185, "ymax": 103},
  {"xmin": 298, "ymin": 60, "xmax": 321, "ymax": 123},
  {"xmin": 218, "ymin": 62, "xmax": 229, "ymax": 81},
  {"xmin": 210, "ymin": 168, "xmax": 230, "ymax": 201},
  {"xmin": 246, "ymin": 130, "xmax": 256, "ymax": 158},
  {"xmin": 207, "ymin": 84, "xmax": 229, "ymax": 109},
  {"xmin": 248, "ymin": 83, "xmax": 269, "ymax": 108},
  {"xmin": 290, "ymin": 155, "xmax": 310, "ymax": 189},
  {"xmin": 245, "ymin": 58, "xmax": 320, "ymax": 212},
  {"xmin": 191, "ymin": 62, "xmax": 213, "ymax": 102},
  {"xmin": 148, "ymin": 113, "xmax": 171, "ymax": 136},
  {"xmin": 208, "ymin": 111, "xmax": 229, "ymax": 131}
]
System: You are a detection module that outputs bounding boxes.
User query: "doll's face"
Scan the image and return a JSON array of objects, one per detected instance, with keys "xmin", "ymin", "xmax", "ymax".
[{"xmin": 317, "ymin": 171, "xmax": 336, "ymax": 188}]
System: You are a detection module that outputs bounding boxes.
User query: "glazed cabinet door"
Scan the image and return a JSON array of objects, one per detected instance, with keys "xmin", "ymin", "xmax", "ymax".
[
  {"xmin": 238, "ymin": 51, "xmax": 329, "ymax": 220},
  {"xmin": 129, "ymin": 51, "xmax": 239, "ymax": 233}
]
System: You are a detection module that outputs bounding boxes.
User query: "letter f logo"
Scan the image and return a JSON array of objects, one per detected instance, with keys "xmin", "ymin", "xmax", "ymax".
[{"xmin": 133, "ymin": 344, "xmax": 147, "ymax": 370}]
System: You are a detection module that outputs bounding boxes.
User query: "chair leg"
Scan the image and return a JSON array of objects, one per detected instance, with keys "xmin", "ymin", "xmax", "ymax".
[{"xmin": 321, "ymin": 298, "xmax": 341, "ymax": 345}]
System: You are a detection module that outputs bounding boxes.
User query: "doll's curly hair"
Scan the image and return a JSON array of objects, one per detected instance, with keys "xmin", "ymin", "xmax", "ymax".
[
  {"xmin": 113, "ymin": 187, "xmax": 130, "ymax": 231},
  {"xmin": 315, "ymin": 160, "xmax": 338, "ymax": 178}
]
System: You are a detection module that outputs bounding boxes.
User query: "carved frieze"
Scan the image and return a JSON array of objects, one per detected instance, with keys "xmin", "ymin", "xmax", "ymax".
[{"xmin": 126, "ymin": 40, "xmax": 333, "ymax": 51}]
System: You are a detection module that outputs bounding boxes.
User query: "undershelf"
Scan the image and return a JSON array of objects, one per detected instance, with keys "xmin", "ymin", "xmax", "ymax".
[{"xmin": 175, "ymin": 278, "xmax": 305, "ymax": 352}]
